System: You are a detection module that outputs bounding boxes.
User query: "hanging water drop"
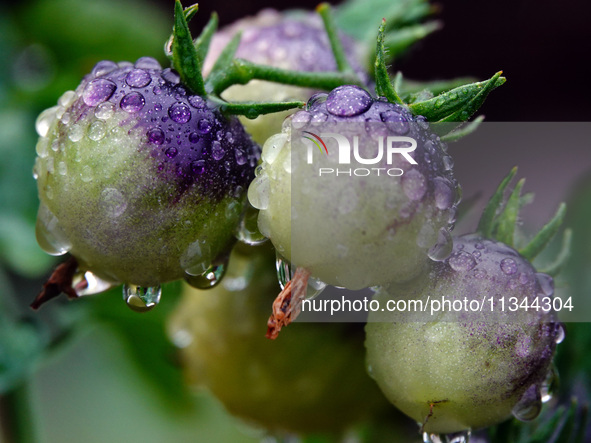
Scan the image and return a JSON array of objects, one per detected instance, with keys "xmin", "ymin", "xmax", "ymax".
[
  {"xmin": 428, "ymin": 228, "xmax": 453, "ymax": 262},
  {"xmin": 72, "ymin": 271, "xmax": 114, "ymax": 296},
  {"xmin": 185, "ymin": 262, "xmax": 227, "ymax": 289},
  {"xmin": 554, "ymin": 322, "xmax": 566, "ymax": 344},
  {"xmin": 511, "ymin": 384, "xmax": 542, "ymax": 421},
  {"xmin": 35, "ymin": 204, "xmax": 72, "ymax": 256},
  {"xmin": 540, "ymin": 364, "xmax": 559, "ymax": 403},
  {"xmin": 234, "ymin": 202, "xmax": 267, "ymax": 245},
  {"xmin": 123, "ymin": 284, "xmax": 162, "ymax": 312},
  {"xmin": 275, "ymin": 252, "xmax": 292, "ymax": 290}
]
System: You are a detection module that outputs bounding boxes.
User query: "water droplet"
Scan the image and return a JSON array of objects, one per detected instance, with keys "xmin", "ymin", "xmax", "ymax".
[
  {"xmin": 120, "ymin": 92, "xmax": 145, "ymax": 113},
  {"xmin": 433, "ymin": 177, "xmax": 454, "ymax": 210},
  {"xmin": 35, "ymin": 204, "xmax": 72, "ymax": 256},
  {"xmin": 415, "ymin": 115, "xmax": 429, "ymax": 129},
  {"xmin": 35, "ymin": 137, "xmax": 49, "ymax": 158},
  {"xmin": 305, "ymin": 92, "xmax": 328, "ymax": 110},
  {"xmin": 190, "ymin": 160, "xmax": 205, "ymax": 175},
  {"xmin": 512, "ymin": 384, "xmax": 542, "ymax": 421},
  {"xmin": 36, "ymin": 106, "xmax": 58, "ymax": 137},
  {"xmin": 473, "ymin": 268, "xmax": 487, "ymax": 279},
  {"xmin": 536, "ymin": 273, "xmax": 554, "ymax": 296},
  {"xmin": 168, "ymin": 102, "xmax": 191, "ymax": 124},
  {"xmin": 73, "ymin": 270, "xmax": 114, "ymax": 296},
  {"xmin": 235, "ymin": 149, "xmax": 247, "ymax": 165},
  {"xmin": 500, "ymin": 257, "xmax": 518, "ymax": 275},
  {"xmin": 57, "ymin": 161, "xmax": 67, "ymax": 175},
  {"xmin": 188, "ymin": 132, "xmax": 199, "ymax": 143},
  {"xmin": 93, "ymin": 102, "xmax": 114, "ymax": 120},
  {"xmin": 306, "ymin": 276, "xmax": 327, "ymax": 300},
  {"xmin": 91, "ymin": 60, "xmax": 118, "ymax": 77},
  {"xmin": 165, "ymin": 147, "xmax": 178, "ymax": 158},
  {"xmin": 188, "ymin": 95, "xmax": 205, "ymax": 109},
  {"xmin": 161, "ymin": 68, "xmax": 180, "ymax": 84},
  {"xmin": 181, "ymin": 240, "xmax": 211, "ymax": 276},
  {"xmin": 100, "ymin": 188, "xmax": 127, "ymax": 218},
  {"xmin": 448, "ymin": 250, "xmax": 477, "ymax": 272},
  {"xmin": 247, "ymin": 174, "xmax": 270, "ymax": 210},
  {"xmin": 135, "ymin": 56, "xmax": 161, "ymax": 70},
  {"xmin": 380, "ymin": 110, "xmax": 410, "ymax": 135},
  {"xmin": 198, "ymin": 119, "xmax": 212, "ymax": 134},
  {"xmin": 554, "ymin": 322, "xmax": 566, "ymax": 344},
  {"xmin": 58, "ymin": 90, "xmax": 77, "ymax": 108},
  {"xmin": 275, "ymin": 253, "xmax": 292, "ymax": 290},
  {"xmin": 185, "ymin": 262, "xmax": 227, "ymax": 289},
  {"xmin": 147, "ymin": 128, "xmax": 165, "ymax": 145},
  {"xmin": 234, "ymin": 202, "xmax": 267, "ymax": 245},
  {"xmin": 125, "ymin": 69, "xmax": 151, "ymax": 88},
  {"xmin": 67, "ymin": 124, "xmax": 85, "ymax": 142},
  {"xmin": 442, "ymin": 155, "xmax": 454, "ymax": 171},
  {"xmin": 262, "ymin": 133, "xmax": 287, "ymax": 165},
  {"xmin": 474, "ymin": 242, "xmax": 485, "ymax": 250},
  {"xmin": 291, "ymin": 111, "xmax": 311, "ymax": 129},
  {"xmin": 326, "ymin": 85, "xmax": 372, "ymax": 117},
  {"xmin": 402, "ymin": 168, "xmax": 427, "ymax": 201},
  {"xmin": 540, "ymin": 364, "xmax": 559, "ymax": 403},
  {"xmin": 428, "ymin": 228, "xmax": 453, "ymax": 262},
  {"xmin": 212, "ymin": 141, "xmax": 225, "ymax": 160},
  {"xmin": 123, "ymin": 284, "xmax": 162, "ymax": 313},
  {"xmin": 87, "ymin": 120, "xmax": 106, "ymax": 141},
  {"xmin": 519, "ymin": 272, "xmax": 530, "ymax": 285},
  {"xmin": 80, "ymin": 165, "xmax": 93, "ymax": 182},
  {"xmin": 83, "ymin": 79, "xmax": 116, "ymax": 106}
]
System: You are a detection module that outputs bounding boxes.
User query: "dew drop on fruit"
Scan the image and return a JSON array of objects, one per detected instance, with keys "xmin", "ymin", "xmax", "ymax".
[
  {"xmin": 91, "ymin": 60, "xmax": 118, "ymax": 77},
  {"xmin": 540, "ymin": 364, "xmax": 559, "ymax": 403},
  {"xmin": 120, "ymin": 92, "xmax": 145, "ymax": 113},
  {"xmin": 83, "ymin": 79, "xmax": 116, "ymax": 106},
  {"xmin": 554, "ymin": 322, "xmax": 566, "ymax": 344},
  {"xmin": 100, "ymin": 188, "xmax": 127, "ymax": 218},
  {"xmin": 35, "ymin": 204, "xmax": 72, "ymax": 256},
  {"xmin": 291, "ymin": 110, "xmax": 311, "ymax": 129},
  {"xmin": 305, "ymin": 92, "xmax": 328, "ymax": 110},
  {"xmin": 72, "ymin": 270, "xmax": 114, "ymax": 296},
  {"xmin": 326, "ymin": 85, "xmax": 372, "ymax": 117},
  {"xmin": 125, "ymin": 69, "xmax": 151, "ymax": 88},
  {"xmin": 87, "ymin": 121, "xmax": 106, "ymax": 141},
  {"xmin": 36, "ymin": 106, "xmax": 58, "ymax": 137},
  {"xmin": 135, "ymin": 56, "xmax": 161, "ymax": 70},
  {"xmin": 433, "ymin": 177, "xmax": 455, "ymax": 210},
  {"xmin": 80, "ymin": 165, "xmax": 93, "ymax": 182},
  {"xmin": 512, "ymin": 384, "xmax": 542, "ymax": 421},
  {"xmin": 58, "ymin": 90, "xmax": 77, "ymax": 108},
  {"xmin": 94, "ymin": 102, "xmax": 115, "ymax": 120},
  {"xmin": 188, "ymin": 132, "xmax": 200, "ymax": 143},
  {"xmin": 188, "ymin": 95, "xmax": 205, "ymax": 109},
  {"xmin": 500, "ymin": 257, "xmax": 518, "ymax": 275},
  {"xmin": 198, "ymin": 119, "xmax": 212, "ymax": 134},
  {"xmin": 147, "ymin": 128, "xmax": 165, "ymax": 145},
  {"xmin": 262, "ymin": 133, "xmax": 287, "ymax": 165},
  {"xmin": 212, "ymin": 141, "xmax": 225, "ymax": 160},
  {"xmin": 168, "ymin": 102, "xmax": 191, "ymax": 123},
  {"xmin": 123, "ymin": 284, "xmax": 162, "ymax": 313},
  {"xmin": 161, "ymin": 68, "xmax": 180, "ymax": 84},
  {"xmin": 275, "ymin": 252, "xmax": 292, "ymax": 290},
  {"xmin": 67, "ymin": 124, "xmax": 85, "ymax": 142},
  {"xmin": 247, "ymin": 174, "xmax": 270, "ymax": 210},
  {"xmin": 235, "ymin": 149, "xmax": 247, "ymax": 165},
  {"xmin": 36, "ymin": 137, "xmax": 49, "ymax": 158},
  {"xmin": 234, "ymin": 202, "xmax": 267, "ymax": 245},
  {"xmin": 380, "ymin": 111, "xmax": 410, "ymax": 135},
  {"xmin": 181, "ymin": 240, "xmax": 211, "ymax": 276},
  {"xmin": 428, "ymin": 228, "xmax": 453, "ymax": 262},
  {"xmin": 185, "ymin": 262, "xmax": 227, "ymax": 289},
  {"xmin": 165, "ymin": 147, "xmax": 178, "ymax": 158},
  {"xmin": 535, "ymin": 273, "xmax": 554, "ymax": 296},
  {"xmin": 57, "ymin": 161, "xmax": 67, "ymax": 176}
]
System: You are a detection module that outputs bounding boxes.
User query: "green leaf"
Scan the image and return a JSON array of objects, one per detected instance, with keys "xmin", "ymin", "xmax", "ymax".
[
  {"xmin": 317, "ymin": 3, "xmax": 354, "ymax": 74},
  {"xmin": 477, "ymin": 167, "xmax": 518, "ymax": 238},
  {"xmin": 409, "ymin": 72, "xmax": 505, "ymax": 122},
  {"xmin": 211, "ymin": 98, "xmax": 305, "ymax": 119},
  {"xmin": 171, "ymin": 0, "xmax": 206, "ymax": 96},
  {"xmin": 440, "ymin": 115, "xmax": 485, "ymax": 142},
  {"xmin": 194, "ymin": 12, "xmax": 218, "ymax": 66},
  {"xmin": 539, "ymin": 228, "xmax": 572, "ymax": 277},
  {"xmin": 398, "ymin": 75, "xmax": 477, "ymax": 99},
  {"xmin": 374, "ymin": 19, "xmax": 404, "ymax": 105},
  {"xmin": 494, "ymin": 178, "xmax": 525, "ymax": 246},
  {"xmin": 520, "ymin": 202, "xmax": 567, "ymax": 261},
  {"xmin": 381, "ymin": 21, "xmax": 441, "ymax": 61}
]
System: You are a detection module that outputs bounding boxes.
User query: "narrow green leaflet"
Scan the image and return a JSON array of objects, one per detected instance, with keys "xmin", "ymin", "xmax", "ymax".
[
  {"xmin": 477, "ymin": 167, "xmax": 518, "ymax": 238},
  {"xmin": 409, "ymin": 72, "xmax": 505, "ymax": 122},
  {"xmin": 205, "ymin": 32, "xmax": 242, "ymax": 94},
  {"xmin": 494, "ymin": 178, "xmax": 525, "ymax": 246},
  {"xmin": 440, "ymin": 115, "xmax": 484, "ymax": 142},
  {"xmin": 317, "ymin": 3, "xmax": 354, "ymax": 74},
  {"xmin": 520, "ymin": 202, "xmax": 567, "ymax": 261},
  {"xmin": 210, "ymin": 98, "xmax": 305, "ymax": 119},
  {"xmin": 374, "ymin": 20, "xmax": 404, "ymax": 105},
  {"xmin": 172, "ymin": 1, "xmax": 206, "ymax": 96}
]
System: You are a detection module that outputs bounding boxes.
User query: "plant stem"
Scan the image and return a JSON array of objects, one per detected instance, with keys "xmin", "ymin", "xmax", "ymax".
[{"xmin": 0, "ymin": 380, "xmax": 37, "ymax": 443}]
